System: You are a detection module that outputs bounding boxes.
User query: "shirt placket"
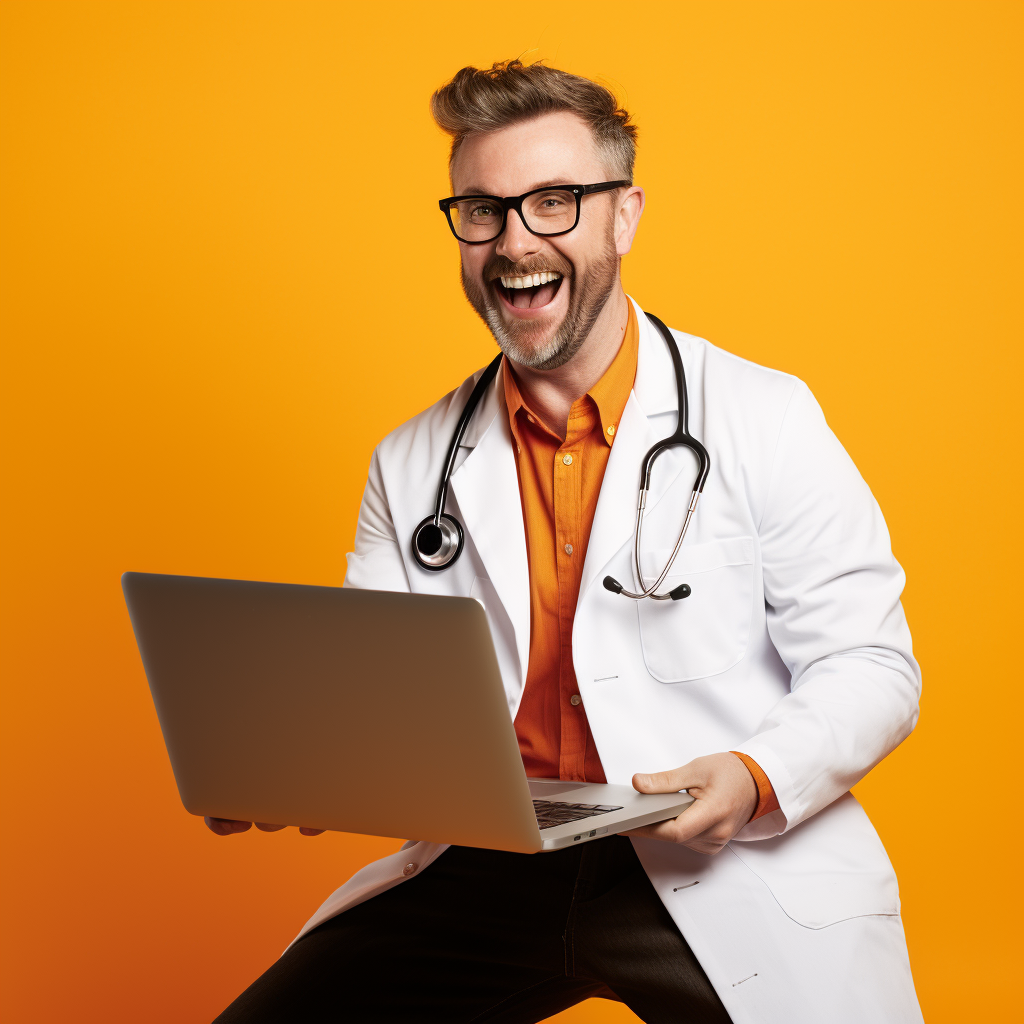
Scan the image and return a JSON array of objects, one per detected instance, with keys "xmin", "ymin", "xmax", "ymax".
[{"xmin": 555, "ymin": 403, "xmax": 592, "ymax": 781}]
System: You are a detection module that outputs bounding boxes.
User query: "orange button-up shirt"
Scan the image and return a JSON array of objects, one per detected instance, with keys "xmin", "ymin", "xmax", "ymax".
[
  {"xmin": 504, "ymin": 302, "xmax": 779, "ymax": 820},
  {"xmin": 503, "ymin": 305, "xmax": 640, "ymax": 783}
]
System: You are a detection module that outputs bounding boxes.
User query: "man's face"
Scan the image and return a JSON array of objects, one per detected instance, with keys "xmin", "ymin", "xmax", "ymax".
[{"xmin": 450, "ymin": 112, "xmax": 634, "ymax": 370}]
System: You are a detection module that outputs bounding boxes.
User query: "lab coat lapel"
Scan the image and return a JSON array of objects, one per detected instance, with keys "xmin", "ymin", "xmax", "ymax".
[
  {"xmin": 450, "ymin": 373, "xmax": 531, "ymax": 685},
  {"xmin": 579, "ymin": 392, "xmax": 655, "ymax": 599}
]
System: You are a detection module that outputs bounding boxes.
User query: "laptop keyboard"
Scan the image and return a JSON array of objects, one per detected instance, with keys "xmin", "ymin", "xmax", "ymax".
[{"xmin": 533, "ymin": 799, "xmax": 623, "ymax": 830}]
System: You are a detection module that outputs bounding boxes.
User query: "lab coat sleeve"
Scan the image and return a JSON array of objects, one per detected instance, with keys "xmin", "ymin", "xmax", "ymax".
[
  {"xmin": 732, "ymin": 381, "xmax": 921, "ymax": 838},
  {"xmin": 343, "ymin": 447, "xmax": 412, "ymax": 593}
]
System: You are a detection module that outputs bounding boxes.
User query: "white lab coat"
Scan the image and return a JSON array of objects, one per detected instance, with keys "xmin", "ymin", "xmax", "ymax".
[{"xmin": 293, "ymin": 298, "xmax": 924, "ymax": 1023}]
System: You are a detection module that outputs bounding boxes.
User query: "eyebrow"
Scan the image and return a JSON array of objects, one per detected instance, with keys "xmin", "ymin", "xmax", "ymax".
[{"xmin": 456, "ymin": 178, "xmax": 580, "ymax": 197}]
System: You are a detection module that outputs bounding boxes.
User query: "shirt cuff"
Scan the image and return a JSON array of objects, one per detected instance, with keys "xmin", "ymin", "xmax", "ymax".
[{"xmin": 730, "ymin": 751, "xmax": 781, "ymax": 822}]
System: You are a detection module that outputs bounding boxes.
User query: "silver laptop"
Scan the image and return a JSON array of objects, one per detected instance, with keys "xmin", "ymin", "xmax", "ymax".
[{"xmin": 122, "ymin": 572, "xmax": 692, "ymax": 853}]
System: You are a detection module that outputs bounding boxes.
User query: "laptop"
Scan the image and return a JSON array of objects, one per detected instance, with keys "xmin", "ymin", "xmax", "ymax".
[{"xmin": 122, "ymin": 572, "xmax": 693, "ymax": 853}]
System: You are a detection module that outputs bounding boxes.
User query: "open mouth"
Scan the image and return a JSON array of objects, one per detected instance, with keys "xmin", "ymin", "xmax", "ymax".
[{"xmin": 493, "ymin": 271, "xmax": 564, "ymax": 310}]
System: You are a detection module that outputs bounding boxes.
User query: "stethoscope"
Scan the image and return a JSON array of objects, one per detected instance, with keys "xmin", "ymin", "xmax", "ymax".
[{"xmin": 411, "ymin": 313, "xmax": 710, "ymax": 602}]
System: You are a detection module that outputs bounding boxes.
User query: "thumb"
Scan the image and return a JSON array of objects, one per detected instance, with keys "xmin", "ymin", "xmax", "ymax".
[{"xmin": 633, "ymin": 766, "xmax": 692, "ymax": 794}]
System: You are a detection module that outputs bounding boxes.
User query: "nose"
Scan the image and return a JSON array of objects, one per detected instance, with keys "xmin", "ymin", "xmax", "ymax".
[{"xmin": 496, "ymin": 208, "xmax": 541, "ymax": 263}]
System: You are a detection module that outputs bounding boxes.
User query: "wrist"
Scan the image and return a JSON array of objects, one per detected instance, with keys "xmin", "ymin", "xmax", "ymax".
[{"xmin": 730, "ymin": 751, "xmax": 778, "ymax": 823}]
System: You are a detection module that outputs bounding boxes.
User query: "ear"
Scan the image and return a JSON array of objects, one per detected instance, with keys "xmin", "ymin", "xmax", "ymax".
[{"xmin": 614, "ymin": 186, "xmax": 645, "ymax": 256}]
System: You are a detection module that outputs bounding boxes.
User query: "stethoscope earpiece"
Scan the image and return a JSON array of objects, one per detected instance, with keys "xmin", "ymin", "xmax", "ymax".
[
  {"xmin": 412, "ymin": 514, "xmax": 464, "ymax": 571},
  {"xmin": 603, "ymin": 576, "xmax": 692, "ymax": 601}
]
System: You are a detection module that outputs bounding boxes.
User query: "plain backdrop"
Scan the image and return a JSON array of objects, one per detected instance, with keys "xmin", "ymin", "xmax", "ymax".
[{"xmin": 1, "ymin": 2, "xmax": 1021, "ymax": 1022}]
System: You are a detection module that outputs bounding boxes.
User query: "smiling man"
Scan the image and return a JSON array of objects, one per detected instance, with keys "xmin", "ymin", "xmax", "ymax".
[{"xmin": 213, "ymin": 61, "xmax": 924, "ymax": 1024}]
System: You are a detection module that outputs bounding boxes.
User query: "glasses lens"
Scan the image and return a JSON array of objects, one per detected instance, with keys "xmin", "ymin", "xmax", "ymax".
[
  {"xmin": 450, "ymin": 198, "xmax": 504, "ymax": 242},
  {"xmin": 521, "ymin": 189, "xmax": 578, "ymax": 235}
]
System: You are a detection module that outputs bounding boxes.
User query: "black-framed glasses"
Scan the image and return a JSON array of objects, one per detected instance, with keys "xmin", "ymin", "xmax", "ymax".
[{"xmin": 439, "ymin": 180, "xmax": 631, "ymax": 244}]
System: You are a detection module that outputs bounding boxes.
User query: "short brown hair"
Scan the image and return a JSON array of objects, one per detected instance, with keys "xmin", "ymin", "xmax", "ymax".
[{"xmin": 431, "ymin": 60, "xmax": 636, "ymax": 181}]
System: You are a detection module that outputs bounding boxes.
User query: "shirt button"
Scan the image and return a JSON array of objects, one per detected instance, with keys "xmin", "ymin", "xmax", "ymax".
[
  {"xmin": 607, "ymin": 424, "xmax": 615, "ymax": 436},
  {"xmin": 562, "ymin": 453, "xmax": 573, "ymax": 466},
  {"xmin": 402, "ymin": 862, "xmax": 417, "ymax": 876},
  {"xmin": 570, "ymin": 694, "xmax": 582, "ymax": 706},
  {"xmin": 564, "ymin": 543, "xmax": 573, "ymax": 555}
]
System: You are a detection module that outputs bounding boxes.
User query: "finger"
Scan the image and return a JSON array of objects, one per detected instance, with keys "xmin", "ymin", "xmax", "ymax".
[
  {"xmin": 254, "ymin": 822, "xmax": 287, "ymax": 832},
  {"xmin": 681, "ymin": 834, "xmax": 731, "ymax": 856},
  {"xmin": 619, "ymin": 820, "xmax": 677, "ymax": 841},
  {"xmin": 621, "ymin": 798, "xmax": 719, "ymax": 844},
  {"xmin": 632, "ymin": 766, "xmax": 696, "ymax": 795},
  {"xmin": 205, "ymin": 817, "xmax": 253, "ymax": 836},
  {"xmin": 206, "ymin": 817, "xmax": 251, "ymax": 835},
  {"xmin": 298, "ymin": 827, "xmax": 325, "ymax": 836}
]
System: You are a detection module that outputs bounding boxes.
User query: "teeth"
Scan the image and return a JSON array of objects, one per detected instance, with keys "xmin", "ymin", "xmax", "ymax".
[{"xmin": 499, "ymin": 271, "xmax": 563, "ymax": 289}]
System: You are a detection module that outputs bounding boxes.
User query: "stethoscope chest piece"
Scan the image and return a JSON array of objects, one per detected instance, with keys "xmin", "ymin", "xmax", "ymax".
[{"xmin": 412, "ymin": 513, "xmax": 464, "ymax": 571}]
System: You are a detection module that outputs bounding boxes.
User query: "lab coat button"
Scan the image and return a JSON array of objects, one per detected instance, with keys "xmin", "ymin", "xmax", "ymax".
[
  {"xmin": 402, "ymin": 862, "xmax": 417, "ymax": 876},
  {"xmin": 570, "ymin": 694, "xmax": 582, "ymax": 706}
]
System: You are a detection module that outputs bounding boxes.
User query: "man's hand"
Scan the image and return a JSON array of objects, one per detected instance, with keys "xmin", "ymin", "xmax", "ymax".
[
  {"xmin": 622, "ymin": 752, "xmax": 759, "ymax": 854},
  {"xmin": 204, "ymin": 817, "xmax": 325, "ymax": 837}
]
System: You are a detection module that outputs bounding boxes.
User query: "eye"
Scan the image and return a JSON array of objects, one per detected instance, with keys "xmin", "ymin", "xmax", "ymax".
[
  {"xmin": 526, "ymin": 191, "xmax": 574, "ymax": 219},
  {"xmin": 470, "ymin": 204, "xmax": 497, "ymax": 219}
]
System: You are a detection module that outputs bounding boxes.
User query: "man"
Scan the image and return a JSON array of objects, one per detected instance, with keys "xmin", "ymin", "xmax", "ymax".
[{"xmin": 213, "ymin": 61, "xmax": 923, "ymax": 1023}]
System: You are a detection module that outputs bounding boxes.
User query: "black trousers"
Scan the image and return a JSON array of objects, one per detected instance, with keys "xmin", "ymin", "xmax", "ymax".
[{"xmin": 214, "ymin": 836, "xmax": 732, "ymax": 1024}]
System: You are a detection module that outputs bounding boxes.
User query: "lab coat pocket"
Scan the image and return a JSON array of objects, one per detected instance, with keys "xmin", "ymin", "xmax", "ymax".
[
  {"xmin": 636, "ymin": 536, "xmax": 755, "ymax": 683},
  {"xmin": 729, "ymin": 794, "xmax": 901, "ymax": 928}
]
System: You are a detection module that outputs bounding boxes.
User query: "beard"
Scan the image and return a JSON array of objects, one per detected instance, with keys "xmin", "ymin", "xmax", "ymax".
[{"xmin": 460, "ymin": 227, "xmax": 620, "ymax": 371}]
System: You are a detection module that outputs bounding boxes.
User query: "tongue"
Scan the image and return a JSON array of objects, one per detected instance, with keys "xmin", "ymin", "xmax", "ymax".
[{"xmin": 512, "ymin": 280, "xmax": 560, "ymax": 308}]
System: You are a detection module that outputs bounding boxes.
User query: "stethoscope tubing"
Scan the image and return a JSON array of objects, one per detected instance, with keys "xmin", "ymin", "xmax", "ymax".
[
  {"xmin": 411, "ymin": 312, "xmax": 710, "ymax": 603},
  {"xmin": 610, "ymin": 313, "xmax": 709, "ymax": 601},
  {"xmin": 430, "ymin": 353, "xmax": 503, "ymax": 529},
  {"xmin": 410, "ymin": 352, "xmax": 502, "ymax": 571}
]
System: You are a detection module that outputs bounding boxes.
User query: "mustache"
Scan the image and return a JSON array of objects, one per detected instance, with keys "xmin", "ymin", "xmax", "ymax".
[{"xmin": 484, "ymin": 253, "xmax": 573, "ymax": 283}]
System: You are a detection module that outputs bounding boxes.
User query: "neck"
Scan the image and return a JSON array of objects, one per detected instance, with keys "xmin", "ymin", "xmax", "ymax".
[{"xmin": 506, "ymin": 285, "xmax": 630, "ymax": 440}]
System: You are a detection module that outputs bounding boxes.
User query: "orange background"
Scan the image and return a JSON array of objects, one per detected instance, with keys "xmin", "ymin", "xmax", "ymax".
[{"xmin": 1, "ymin": 2, "xmax": 1021, "ymax": 1022}]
